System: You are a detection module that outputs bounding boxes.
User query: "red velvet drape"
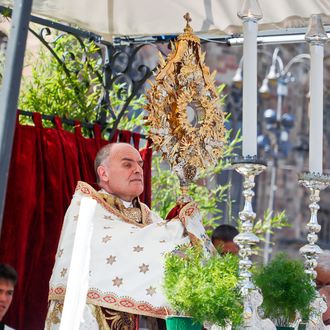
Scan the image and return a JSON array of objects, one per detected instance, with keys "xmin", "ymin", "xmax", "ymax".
[{"xmin": 0, "ymin": 114, "xmax": 152, "ymax": 330}]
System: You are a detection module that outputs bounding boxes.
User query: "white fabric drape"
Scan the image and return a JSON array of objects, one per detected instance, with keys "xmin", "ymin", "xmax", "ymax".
[{"xmin": 0, "ymin": 0, "xmax": 330, "ymax": 40}]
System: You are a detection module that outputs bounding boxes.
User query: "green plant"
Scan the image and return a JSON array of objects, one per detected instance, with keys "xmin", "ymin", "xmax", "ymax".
[
  {"xmin": 253, "ymin": 253, "xmax": 316, "ymax": 327},
  {"xmin": 18, "ymin": 33, "xmax": 146, "ymax": 132},
  {"xmin": 163, "ymin": 245, "xmax": 243, "ymax": 328}
]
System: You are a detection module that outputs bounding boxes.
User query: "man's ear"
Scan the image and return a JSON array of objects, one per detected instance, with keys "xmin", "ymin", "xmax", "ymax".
[{"xmin": 97, "ymin": 165, "xmax": 109, "ymax": 183}]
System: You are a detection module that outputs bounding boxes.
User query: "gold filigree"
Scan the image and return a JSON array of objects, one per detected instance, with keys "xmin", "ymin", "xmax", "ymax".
[
  {"xmin": 146, "ymin": 13, "xmax": 226, "ymax": 185},
  {"xmin": 45, "ymin": 300, "xmax": 63, "ymax": 329},
  {"xmin": 103, "ymin": 308, "xmax": 136, "ymax": 330}
]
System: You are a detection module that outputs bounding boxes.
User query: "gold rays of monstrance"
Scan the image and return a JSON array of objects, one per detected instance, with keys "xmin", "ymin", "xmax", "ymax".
[{"xmin": 145, "ymin": 13, "xmax": 226, "ymax": 198}]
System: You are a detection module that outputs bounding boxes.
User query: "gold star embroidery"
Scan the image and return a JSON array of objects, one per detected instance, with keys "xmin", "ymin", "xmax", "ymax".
[
  {"xmin": 139, "ymin": 263, "xmax": 149, "ymax": 274},
  {"xmin": 133, "ymin": 245, "xmax": 144, "ymax": 252},
  {"xmin": 112, "ymin": 277, "xmax": 123, "ymax": 287},
  {"xmin": 102, "ymin": 235, "xmax": 112, "ymax": 243},
  {"xmin": 146, "ymin": 286, "xmax": 156, "ymax": 296},
  {"xmin": 60, "ymin": 268, "xmax": 67, "ymax": 278},
  {"xmin": 73, "ymin": 215, "xmax": 78, "ymax": 221},
  {"xmin": 107, "ymin": 255, "xmax": 117, "ymax": 265},
  {"xmin": 58, "ymin": 249, "xmax": 64, "ymax": 257}
]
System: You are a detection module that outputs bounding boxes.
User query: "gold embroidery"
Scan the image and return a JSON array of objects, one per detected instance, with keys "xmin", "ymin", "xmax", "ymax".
[
  {"xmin": 146, "ymin": 286, "xmax": 157, "ymax": 296},
  {"xmin": 122, "ymin": 207, "xmax": 142, "ymax": 223},
  {"xmin": 102, "ymin": 235, "xmax": 112, "ymax": 243},
  {"xmin": 75, "ymin": 182, "xmax": 153, "ymax": 227},
  {"xmin": 106, "ymin": 255, "xmax": 116, "ymax": 265},
  {"xmin": 98, "ymin": 192, "xmax": 145, "ymax": 225},
  {"xmin": 103, "ymin": 308, "xmax": 136, "ymax": 330},
  {"xmin": 58, "ymin": 249, "xmax": 64, "ymax": 257},
  {"xmin": 112, "ymin": 277, "xmax": 123, "ymax": 287},
  {"xmin": 45, "ymin": 300, "xmax": 63, "ymax": 329},
  {"xmin": 90, "ymin": 305, "xmax": 111, "ymax": 330},
  {"xmin": 60, "ymin": 268, "xmax": 67, "ymax": 278},
  {"xmin": 139, "ymin": 263, "xmax": 149, "ymax": 274},
  {"xmin": 133, "ymin": 245, "xmax": 144, "ymax": 252}
]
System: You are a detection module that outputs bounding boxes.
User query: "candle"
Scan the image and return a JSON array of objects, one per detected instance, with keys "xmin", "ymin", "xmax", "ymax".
[
  {"xmin": 242, "ymin": 20, "xmax": 258, "ymax": 157},
  {"xmin": 60, "ymin": 197, "xmax": 96, "ymax": 330},
  {"xmin": 305, "ymin": 14, "xmax": 328, "ymax": 174},
  {"xmin": 308, "ymin": 44, "xmax": 324, "ymax": 174}
]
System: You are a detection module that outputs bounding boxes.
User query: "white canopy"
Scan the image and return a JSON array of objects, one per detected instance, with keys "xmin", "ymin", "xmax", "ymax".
[{"xmin": 1, "ymin": 0, "xmax": 330, "ymax": 40}]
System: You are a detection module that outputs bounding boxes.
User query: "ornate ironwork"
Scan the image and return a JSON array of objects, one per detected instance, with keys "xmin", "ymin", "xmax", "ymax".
[
  {"xmin": 98, "ymin": 43, "xmax": 155, "ymax": 139},
  {"xmin": 26, "ymin": 24, "xmax": 159, "ymax": 138}
]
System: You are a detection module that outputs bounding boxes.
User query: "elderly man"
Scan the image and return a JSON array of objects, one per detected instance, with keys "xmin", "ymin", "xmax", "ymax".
[
  {"xmin": 0, "ymin": 264, "xmax": 17, "ymax": 330},
  {"xmin": 45, "ymin": 142, "xmax": 213, "ymax": 329}
]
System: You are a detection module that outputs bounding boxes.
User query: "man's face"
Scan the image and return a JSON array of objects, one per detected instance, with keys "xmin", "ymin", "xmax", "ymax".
[
  {"xmin": 98, "ymin": 144, "xmax": 144, "ymax": 201},
  {"xmin": 0, "ymin": 279, "xmax": 14, "ymax": 321}
]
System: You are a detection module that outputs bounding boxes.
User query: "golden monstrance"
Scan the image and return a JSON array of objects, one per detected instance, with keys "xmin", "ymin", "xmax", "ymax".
[{"xmin": 145, "ymin": 13, "xmax": 226, "ymax": 200}]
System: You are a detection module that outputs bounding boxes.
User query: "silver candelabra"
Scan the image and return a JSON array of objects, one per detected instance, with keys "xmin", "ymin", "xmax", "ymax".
[
  {"xmin": 298, "ymin": 172, "xmax": 330, "ymax": 330},
  {"xmin": 232, "ymin": 157, "xmax": 276, "ymax": 330}
]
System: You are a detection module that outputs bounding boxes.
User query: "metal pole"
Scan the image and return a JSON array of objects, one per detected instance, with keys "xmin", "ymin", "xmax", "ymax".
[
  {"xmin": 263, "ymin": 162, "xmax": 276, "ymax": 265},
  {"xmin": 0, "ymin": 0, "xmax": 33, "ymax": 234}
]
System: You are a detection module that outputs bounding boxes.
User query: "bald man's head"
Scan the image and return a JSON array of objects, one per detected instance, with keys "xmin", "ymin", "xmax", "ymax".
[{"xmin": 95, "ymin": 143, "xmax": 144, "ymax": 201}]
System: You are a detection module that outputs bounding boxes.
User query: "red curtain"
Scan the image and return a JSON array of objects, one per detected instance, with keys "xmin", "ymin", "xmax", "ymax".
[{"xmin": 0, "ymin": 113, "xmax": 152, "ymax": 330}]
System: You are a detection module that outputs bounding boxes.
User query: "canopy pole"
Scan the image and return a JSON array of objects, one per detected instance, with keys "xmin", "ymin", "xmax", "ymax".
[{"xmin": 0, "ymin": 0, "xmax": 33, "ymax": 234}]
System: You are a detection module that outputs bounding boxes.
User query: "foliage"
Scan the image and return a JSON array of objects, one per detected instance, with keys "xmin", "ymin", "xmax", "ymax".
[
  {"xmin": 253, "ymin": 253, "xmax": 316, "ymax": 326},
  {"xmin": 237, "ymin": 209, "xmax": 289, "ymax": 252},
  {"xmin": 163, "ymin": 245, "xmax": 243, "ymax": 327},
  {"xmin": 18, "ymin": 33, "xmax": 146, "ymax": 131},
  {"xmin": 252, "ymin": 209, "xmax": 289, "ymax": 242},
  {"xmin": 151, "ymin": 123, "xmax": 241, "ymax": 232}
]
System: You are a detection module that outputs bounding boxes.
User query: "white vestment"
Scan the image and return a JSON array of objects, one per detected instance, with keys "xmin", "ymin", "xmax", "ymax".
[{"xmin": 45, "ymin": 181, "xmax": 214, "ymax": 328}]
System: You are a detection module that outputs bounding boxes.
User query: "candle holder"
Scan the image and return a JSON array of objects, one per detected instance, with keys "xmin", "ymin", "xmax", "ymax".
[
  {"xmin": 298, "ymin": 172, "xmax": 330, "ymax": 329},
  {"xmin": 232, "ymin": 157, "xmax": 276, "ymax": 329}
]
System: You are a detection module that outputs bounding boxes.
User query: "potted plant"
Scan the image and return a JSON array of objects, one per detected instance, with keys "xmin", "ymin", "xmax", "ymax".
[
  {"xmin": 163, "ymin": 245, "xmax": 243, "ymax": 329},
  {"xmin": 252, "ymin": 253, "xmax": 316, "ymax": 330}
]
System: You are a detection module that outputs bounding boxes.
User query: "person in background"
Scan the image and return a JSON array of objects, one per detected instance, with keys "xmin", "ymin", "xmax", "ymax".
[
  {"xmin": 0, "ymin": 263, "xmax": 17, "ymax": 330},
  {"xmin": 211, "ymin": 224, "xmax": 239, "ymax": 255},
  {"xmin": 316, "ymin": 250, "xmax": 330, "ymax": 325}
]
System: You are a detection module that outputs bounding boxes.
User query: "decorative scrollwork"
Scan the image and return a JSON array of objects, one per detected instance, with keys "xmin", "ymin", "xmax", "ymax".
[{"xmin": 27, "ymin": 25, "xmax": 158, "ymax": 136}]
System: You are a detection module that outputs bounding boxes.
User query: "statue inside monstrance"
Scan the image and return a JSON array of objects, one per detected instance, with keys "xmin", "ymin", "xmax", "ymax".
[{"xmin": 45, "ymin": 14, "xmax": 227, "ymax": 330}]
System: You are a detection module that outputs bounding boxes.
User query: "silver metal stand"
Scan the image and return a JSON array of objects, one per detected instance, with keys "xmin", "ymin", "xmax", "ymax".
[
  {"xmin": 232, "ymin": 157, "xmax": 276, "ymax": 330},
  {"xmin": 298, "ymin": 173, "xmax": 330, "ymax": 330}
]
